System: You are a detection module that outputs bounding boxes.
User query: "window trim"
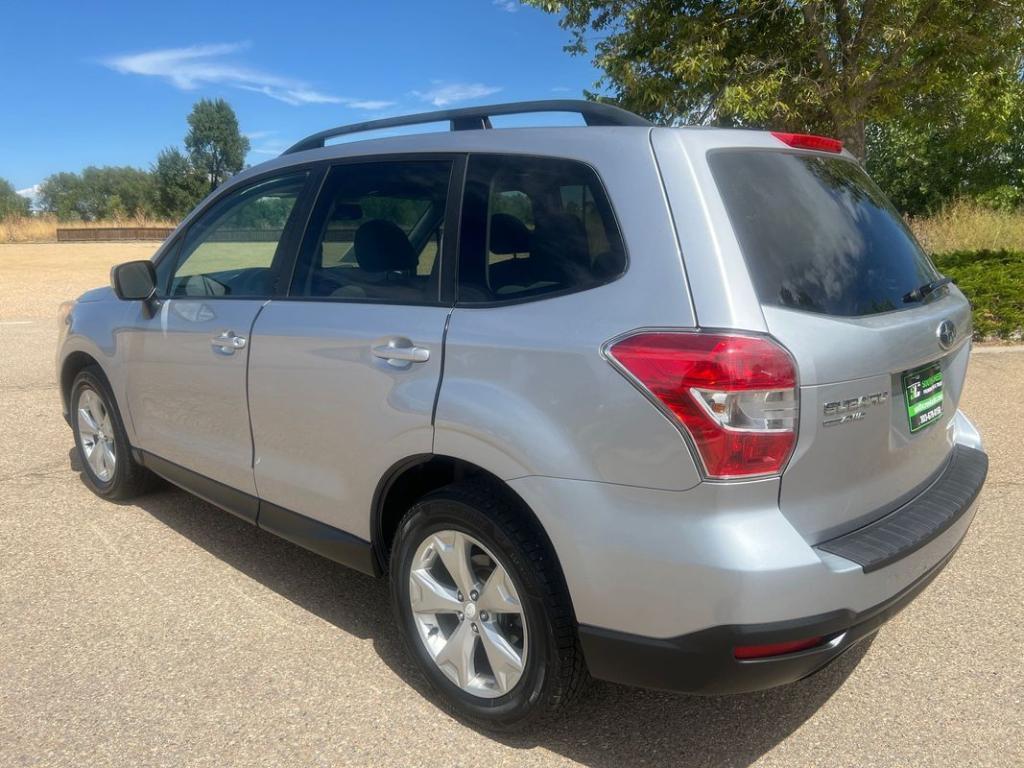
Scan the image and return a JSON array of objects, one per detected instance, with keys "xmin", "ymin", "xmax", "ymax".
[
  {"xmin": 453, "ymin": 152, "xmax": 630, "ymax": 309},
  {"xmin": 156, "ymin": 163, "xmax": 325, "ymax": 302},
  {"xmin": 278, "ymin": 153, "xmax": 467, "ymax": 308}
]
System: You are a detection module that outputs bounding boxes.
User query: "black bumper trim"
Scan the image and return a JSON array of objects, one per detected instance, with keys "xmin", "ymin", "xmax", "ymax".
[
  {"xmin": 579, "ymin": 543, "xmax": 960, "ymax": 695},
  {"xmin": 816, "ymin": 445, "xmax": 987, "ymax": 573}
]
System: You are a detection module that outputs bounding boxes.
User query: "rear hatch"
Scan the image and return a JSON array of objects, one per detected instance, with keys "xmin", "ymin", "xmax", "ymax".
[{"xmin": 708, "ymin": 147, "xmax": 972, "ymax": 544}]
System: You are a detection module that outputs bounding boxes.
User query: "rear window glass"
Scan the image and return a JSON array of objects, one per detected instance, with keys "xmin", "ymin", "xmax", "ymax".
[
  {"xmin": 709, "ymin": 150, "xmax": 940, "ymax": 316},
  {"xmin": 457, "ymin": 155, "xmax": 626, "ymax": 303}
]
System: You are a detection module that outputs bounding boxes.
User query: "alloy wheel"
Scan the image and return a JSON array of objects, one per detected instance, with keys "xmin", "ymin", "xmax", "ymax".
[
  {"xmin": 408, "ymin": 530, "xmax": 528, "ymax": 698},
  {"xmin": 77, "ymin": 388, "xmax": 116, "ymax": 482}
]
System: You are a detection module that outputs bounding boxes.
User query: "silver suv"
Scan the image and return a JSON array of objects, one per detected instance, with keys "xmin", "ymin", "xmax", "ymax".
[{"xmin": 58, "ymin": 101, "xmax": 988, "ymax": 728}]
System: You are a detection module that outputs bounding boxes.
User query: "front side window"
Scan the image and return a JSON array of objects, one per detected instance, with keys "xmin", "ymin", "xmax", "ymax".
[
  {"xmin": 457, "ymin": 155, "xmax": 626, "ymax": 303},
  {"xmin": 290, "ymin": 160, "xmax": 453, "ymax": 302},
  {"xmin": 170, "ymin": 173, "xmax": 308, "ymax": 298}
]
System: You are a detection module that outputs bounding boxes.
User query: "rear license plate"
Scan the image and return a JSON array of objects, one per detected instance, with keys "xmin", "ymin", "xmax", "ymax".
[{"xmin": 902, "ymin": 362, "xmax": 943, "ymax": 433}]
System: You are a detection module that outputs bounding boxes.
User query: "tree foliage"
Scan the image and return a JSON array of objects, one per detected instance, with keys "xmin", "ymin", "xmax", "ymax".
[
  {"xmin": 38, "ymin": 166, "xmax": 155, "ymax": 221},
  {"xmin": 866, "ymin": 67, "xmax": 1024, "ymax": 214},
  {"xmin": 0, "ymin": 177, "xmax": 30, "ymax": 220},
  {"xmin": 529, "ymin": 0, "xmax": 1024, "ymax": 159},
  {"xmin": 152, "ymin": 147, "xmax": 208, "ymax": 219},
  {"xmin": 185, "ymin": 98, "xmax": 250, "ymax": 192}
]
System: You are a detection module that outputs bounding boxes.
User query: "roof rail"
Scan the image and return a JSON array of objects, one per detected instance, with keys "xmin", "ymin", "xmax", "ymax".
[{"xmin": 282, "ymin": 99, "xmax": 652, "ymax": 155}]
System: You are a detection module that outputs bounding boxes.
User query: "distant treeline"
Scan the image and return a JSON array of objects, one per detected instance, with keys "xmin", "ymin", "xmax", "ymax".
[{"xmin": 2, "ymin": 98, "xmax": 250, "ymax": 223}]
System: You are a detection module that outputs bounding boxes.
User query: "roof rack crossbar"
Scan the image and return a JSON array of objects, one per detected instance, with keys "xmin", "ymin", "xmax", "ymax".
[{"xmin": 282, "ymin": 99, "xmax": 651, "ymax": 155}]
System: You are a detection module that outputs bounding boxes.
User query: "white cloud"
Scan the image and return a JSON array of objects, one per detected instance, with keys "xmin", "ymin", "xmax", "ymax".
[
  {"xmin": 16, "ymin": 184, "xmax": 41, "ymax": 211},
  {"xmin": 412, "ymin": 82, "xmax": 502, "ymax": 107},
  {"xmin": 345, "ymin": 99, "xmax": 396, "ymax": 110},
  {"xmin": 245, "ymin": 131, "xmax": 287, "ymax": 156},
  {"xmin": 103, "ymin": 43, "xmax": 388, "ymax": 109},
  {"xmin": 493, "ymin": 0, "xmax": 519, "ymax": 11}
]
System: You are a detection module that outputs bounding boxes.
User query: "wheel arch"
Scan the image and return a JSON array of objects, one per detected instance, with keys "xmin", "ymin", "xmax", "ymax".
[
  {"xmin": 371, "ymin": 454, "xmax": 567, "ymax": 590},
  {"xmin": 60, "ymin": 351, "xmax": 104, "ymax": 417}
]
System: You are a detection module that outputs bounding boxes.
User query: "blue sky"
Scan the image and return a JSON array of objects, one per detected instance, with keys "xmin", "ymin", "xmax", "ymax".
[{"xmin": 0, "ymin": 0, "xmax": 602, "ymax": 196}]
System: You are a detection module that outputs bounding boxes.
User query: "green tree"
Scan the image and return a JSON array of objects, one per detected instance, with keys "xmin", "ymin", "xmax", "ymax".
[
  {"xmin": 185, "ymin": 98, "xmax": 250, "ymax": 192},
  {"xmin": 152, "ymin": 147, "xmax": 207, "ymax": 219},
  {"xmin": 39, "ymin": 167, "xmax": 155, "ymax": 221},
  {"xmin": 866, "ymin": 67, "xmax": 1024, "ymax": 214},
  {"xmin": 0, "ymin": 178, "xmax": 30, "ymax": 220},
  {"xmin": 83, "ymin": 166, "xmax": 156, "ymax": 219},
  {"xmin": 529, "ymin": 0, "xmax": 1024, "ymax": 159},
  {"xmin": 39, "ymin": 172, "xmax": 87, "ymax": 220}
]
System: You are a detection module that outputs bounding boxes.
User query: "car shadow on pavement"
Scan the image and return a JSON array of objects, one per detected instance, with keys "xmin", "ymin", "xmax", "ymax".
[{"xmin": 111, "ymin": 472, "xmax": 868, "ymax": 768}]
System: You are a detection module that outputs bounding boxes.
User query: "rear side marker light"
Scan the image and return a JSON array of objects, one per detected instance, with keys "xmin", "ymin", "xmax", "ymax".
[
  {"xmin": 606, "ymin": 332, "xmax": 799, "ymax": 479},
  {"xmin": 771, "ymin": 131, "xmax": 843, "ymax": 153},
  {"xmin": 734, "ymin": 636, "xmax": 824, "ymax": 660}
]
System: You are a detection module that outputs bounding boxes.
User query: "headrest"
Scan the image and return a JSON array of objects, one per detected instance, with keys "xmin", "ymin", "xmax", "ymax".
[
  {"xmin": 352, "ymin": 219, "xmax": 417, "ymax": 272},
  {"xmin": 490, "ymin": 213, "xmax": 531, "ymax": 255},
  {"xmin": 531, "ymin": 213, "xmax": 589, "ymax": 266}
]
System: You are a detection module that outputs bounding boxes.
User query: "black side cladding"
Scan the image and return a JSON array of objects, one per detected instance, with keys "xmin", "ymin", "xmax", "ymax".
[{"xmin": 816, "ymin": 445, "xmax": 987, "ymax": 572}]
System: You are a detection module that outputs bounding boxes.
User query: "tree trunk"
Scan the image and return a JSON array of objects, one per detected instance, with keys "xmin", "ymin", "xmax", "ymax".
[{"xmin": 836, "ymin": 118, "xmax": 866, "ymax": 161}]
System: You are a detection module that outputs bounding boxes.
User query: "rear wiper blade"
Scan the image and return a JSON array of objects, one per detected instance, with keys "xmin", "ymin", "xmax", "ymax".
[{"xmin": 903, "ymin": 276, "xmax": 953, "ymax": 303}]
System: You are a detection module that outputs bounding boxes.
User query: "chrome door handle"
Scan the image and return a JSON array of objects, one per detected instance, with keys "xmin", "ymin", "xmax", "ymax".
[
  {"xmin": 211, "ymin": 330, "xmax": 247, "ymax": 354},
  {"xmin": 372, "ymin": 338, "xmax": 430, "ymax": 366}
]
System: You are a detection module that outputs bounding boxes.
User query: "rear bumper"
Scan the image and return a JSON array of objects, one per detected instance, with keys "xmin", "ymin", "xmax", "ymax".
[
  {"xmin": 509, "ymin": 417, "xmax": 987, "ymax": 694},
  {"xmin": 578, "ymin": 541, "xmax": 959, "ymax": 694},
  {"xmin": 816, "ymin": 445, "xmax": 987, "ymax": 572}
]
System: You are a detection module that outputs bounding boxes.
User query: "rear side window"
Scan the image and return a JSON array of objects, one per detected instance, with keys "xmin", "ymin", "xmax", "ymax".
[
  {"xmin": 709, "ymin": 151, "xmax": 940, "ymax": 316},
  {"xmin": 457, "ymin": 155, "xmax": 625, "ymax": 303},
  {"xmin": 290, "ymin": 160, "xmax": 452, "ymax": 303}
]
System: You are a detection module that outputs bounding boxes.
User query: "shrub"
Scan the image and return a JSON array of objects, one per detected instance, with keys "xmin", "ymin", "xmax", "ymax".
[{"xmin": 932, "ymin": 249, "xmax": 1024, "ymax": 340}]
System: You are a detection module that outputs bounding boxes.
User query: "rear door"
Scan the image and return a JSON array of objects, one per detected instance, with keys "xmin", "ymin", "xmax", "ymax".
[
  {"xmin": 246, "ymin": 158, "xmax": 458, "ymax": 538},
  {"xmin": 706, "ymin": 148, "xmax": 972, "ymax": 543},
  {"xmin": 123, "ymin": 171, "xmax": 311, "ymax": 507}
]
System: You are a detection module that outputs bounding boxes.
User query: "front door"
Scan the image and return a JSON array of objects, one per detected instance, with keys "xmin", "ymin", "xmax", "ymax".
[
  {"xmin": 123, "ymin": 171, "xmax": 311, "ymax": 505},
  {"xmin": 247, "ymin": 158, "xmax": 456, "ymax": 538}
]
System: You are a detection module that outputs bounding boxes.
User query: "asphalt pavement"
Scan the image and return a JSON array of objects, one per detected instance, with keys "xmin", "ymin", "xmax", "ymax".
[{"xmin": 1, "ymin": 304, "xmax": 1021, "ymax": 767}]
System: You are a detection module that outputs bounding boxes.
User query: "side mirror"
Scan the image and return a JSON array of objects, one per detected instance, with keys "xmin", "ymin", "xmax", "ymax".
[{"xmin": 111, "ymin": 260, "xmax": 157, "ymax": 301}]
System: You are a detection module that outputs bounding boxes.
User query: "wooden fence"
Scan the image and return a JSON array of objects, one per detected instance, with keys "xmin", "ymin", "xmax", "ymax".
[{"xmin": 56, "ymin": 227, "xmax": 175, "ymax": 242}]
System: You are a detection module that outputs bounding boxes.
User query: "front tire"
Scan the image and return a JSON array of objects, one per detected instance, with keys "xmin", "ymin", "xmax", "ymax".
[
  {"xmin": 70, "ymin": 366, "xmax": 152, "ymax": 500},
  {"xmin": 390, "ymin": 481, "xmax": 585, "ymax": 729}
]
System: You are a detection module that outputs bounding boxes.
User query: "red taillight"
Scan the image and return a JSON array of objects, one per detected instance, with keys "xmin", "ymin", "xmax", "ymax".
[
  {"xmin": 734, "ymin": 636, "xmax": 824, "ymax": 660},
  {"xmin": 606, "ymin": 333, "xmax": 798, "ymax": 479},
  {"xmin": 771, "ymin": 131, "xmax": 843, "ymax": 153}
]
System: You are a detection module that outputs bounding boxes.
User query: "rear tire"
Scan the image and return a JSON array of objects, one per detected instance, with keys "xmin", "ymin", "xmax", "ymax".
[
  {"xmin": 70, "ymin": 366, "xmax": 152, "ymax": 500},
  {"xmin": 390, "ymin": 480, "xmax": 586, "ymax": 730}
]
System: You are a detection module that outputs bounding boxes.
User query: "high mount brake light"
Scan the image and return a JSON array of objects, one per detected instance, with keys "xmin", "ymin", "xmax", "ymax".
[
  {"xmin": 606, "ymin": 333, "xmax": 799, "ymax": 479},
  {"xmin": 771, "ymin": 132, "xmax": 843, "ymax": 153}
]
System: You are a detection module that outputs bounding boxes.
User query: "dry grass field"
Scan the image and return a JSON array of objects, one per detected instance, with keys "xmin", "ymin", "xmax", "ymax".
[
  {"xmin": 908, "ymin": 201, "xmax": 1024, "ymax": 254},
  {"xmin": 0, "ymin": 215, "xmax": 174, "ymax": 243}
]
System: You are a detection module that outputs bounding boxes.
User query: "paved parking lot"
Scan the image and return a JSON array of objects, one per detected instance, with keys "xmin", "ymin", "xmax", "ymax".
[{"xmin": 1, "ymin": 244, "xmax": 1022, "ymax": 767}]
